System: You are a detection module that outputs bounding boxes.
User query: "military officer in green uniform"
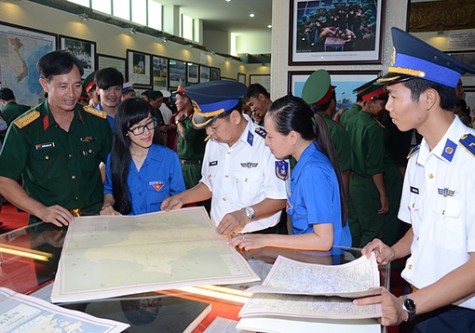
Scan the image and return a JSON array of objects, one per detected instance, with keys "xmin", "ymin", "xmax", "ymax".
[
  {"xmin": 173, "ymin": 85, "xmax": 207, "ymax": 190},
  {"xmin": 338, "ymin": 78, "xmax": 377, "ymax": 129},
  {"xmin": 0, "ymin": 50, "xmax": 112, "ymax": 226},
  {"xmin": 0, "ymin": 88, "xmax": 31, "ymax": 126},
  {"xmin": 301, "ymin": 69, "xmax": 351, "ymax": 194},
  {"xmin": 346, "ymin": 82, "xmax": 404, "ymax": 248}
]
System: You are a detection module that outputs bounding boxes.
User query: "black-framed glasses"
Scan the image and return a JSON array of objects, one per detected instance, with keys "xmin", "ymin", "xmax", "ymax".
[{"xmin": 128, "ymin": 118, "xmax": 157, "ymax": 136}]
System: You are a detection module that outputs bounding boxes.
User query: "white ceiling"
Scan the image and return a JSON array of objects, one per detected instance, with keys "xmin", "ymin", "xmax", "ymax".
[{"xmin": 158, "ymin": 0, "xmax": 273, "ymax": 34}]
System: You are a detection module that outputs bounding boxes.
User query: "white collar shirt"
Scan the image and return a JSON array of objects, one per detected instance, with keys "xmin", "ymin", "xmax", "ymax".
[
  {"xmin": 200, "ymin": 115, "xmax": 287, "ymax": 233},
  {"xmin": 398, "ymin": 116, "xmax": 475, "ymax": 309}
]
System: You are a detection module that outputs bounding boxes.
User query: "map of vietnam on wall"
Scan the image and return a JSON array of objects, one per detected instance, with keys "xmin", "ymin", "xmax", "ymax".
[{"xmin": 0, "ymin": 22, "xmax": 57, "ymax": 107}]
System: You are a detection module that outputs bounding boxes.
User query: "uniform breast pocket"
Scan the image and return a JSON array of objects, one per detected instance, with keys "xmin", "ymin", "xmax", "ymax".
[
  {"xmin": 231, "ymin": 168, "xmax": 261, "ymax": 204},
  {"xmin": 30, "ymin": 148, "xmax": 60, "ymax": 181},
  {"xmin": 79, "ymin": 141, "xmax": 100, "ymax": 172},
  {"xmin": 431, "ymin": 196, "xmax": 464, "ymax": 250}
]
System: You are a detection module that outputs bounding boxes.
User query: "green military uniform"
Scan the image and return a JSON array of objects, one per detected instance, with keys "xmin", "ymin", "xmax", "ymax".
[
  {"xmin": 177, "ymin": 114, "xmax": 207, "ymax": 189},
  {"xmin": 0, "ymin": 101, "xmax": 112, "ymax": 223},
  {"xmin": 319, "ymin": 113, "xmax": 351, "ymax": 172},
  {"xmin": 339, "ymin": 102, "xmax": 361, "ymax": 129},
  {"xmin": 0, "ymin": 101, "xmax": 30, "ymax": 126},
  {"xmin": 347, "ymin": 110, "xmax": 403, "ymax": 248}
]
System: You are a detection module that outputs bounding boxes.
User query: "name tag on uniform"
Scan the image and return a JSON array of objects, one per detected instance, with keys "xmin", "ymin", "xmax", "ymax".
[
  {"xmin": 35, "ymin": 142, "xmax": 55, "ymax": 150},
  {"xmin": 209, "ymin": 161, "xmax": 218, "ymax": 166},
  {"xmin": 410, "ymin": 186, "xmax": 419, "ymax": 194},
  {"xmin": 80, "ymin": 136, "xmax": 97, "ymax": 142}
]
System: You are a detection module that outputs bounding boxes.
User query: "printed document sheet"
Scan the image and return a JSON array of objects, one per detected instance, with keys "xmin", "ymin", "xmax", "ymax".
[{"xmin": 52, "ymin": 207, "xmax": 259, "ymax": 303}]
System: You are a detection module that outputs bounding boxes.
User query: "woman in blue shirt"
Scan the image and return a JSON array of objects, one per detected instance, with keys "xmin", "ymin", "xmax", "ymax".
[
  {"xmin": 231, "ymin": 95, "xmax": 351, "ymax": 250},
  {"xmin": 100, "ymin": 98, "xmax": 185, "ymax": 215}
]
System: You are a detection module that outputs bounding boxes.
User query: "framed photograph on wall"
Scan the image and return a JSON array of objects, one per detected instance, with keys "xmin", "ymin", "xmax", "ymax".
[
  {"xmin": 0, "ymin": 21, "xmax": 57, "ymax": 107},
  {"xmin": 126, "ymin": 49, "xmax": 151, "ymax": 85},
  {"xmin": 210, "ymin": 67, "xmax": 221, "ymax": 81},
  {"xmin": 200, "ymin": 65, "xmax": 210, "ymax": 83},
  {"xmin": 237, "ymin": 73, "xmax": 246, "ymax": 85},
  {"xmin": 168, "ymin": 59, "xmax": 186, "ymax": 88},
  {"xmin": 289, "ymin": 0, "xmax": 384, "ymax": 65},
  {"xmin": 250, "ymin": 74, "xmax": 271, "ymax": 93},
  {"xmin": 288, "ymin": 70, "xmax": 380, "ymax": 110},
  {"xmin": 98, "ymin": 54, "xmax": 126, "ymax": 78},
  {"xmin": 152, "ymin": 56, "xmax": 168, "ymax": 90},
  {"xmin": 187, "ymin": 62, "xmax": 199, "ymax": 84},
  {"xmin": 60, "ymin": 35, "xmax": 96, "ymax": 79}
]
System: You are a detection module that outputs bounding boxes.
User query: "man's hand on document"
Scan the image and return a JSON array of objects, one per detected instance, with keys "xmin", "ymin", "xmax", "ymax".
[
  {"xmin": 360, "ymin": 238, "xmax": 396, "ymax": 265},
  {"xmin": 353, "ymin": 287, "xmax": 407, "ymax": 326}
]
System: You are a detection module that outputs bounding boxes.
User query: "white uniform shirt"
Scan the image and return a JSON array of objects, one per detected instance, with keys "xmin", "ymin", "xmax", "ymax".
[
  {"xmin": 159, "ymin": 104, "xmax": 173, "ymax": 125},
  {"xmin": 200, "ymin": 115, "xmax": 287, "ymax": 233},
  {"xmin": 398, "ymin": 116, "xmax": 475, "ymax": 310}
]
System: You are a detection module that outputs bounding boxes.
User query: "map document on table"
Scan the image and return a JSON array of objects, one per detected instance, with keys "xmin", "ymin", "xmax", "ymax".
[
  {"xmin": 51, "ymin": 207, "xmax": 259, "ymax": 303},
  {"xmin": 0, "ymin": 287, "xmax": 128, "ymax": 333},
  {"xmin": 240, "ymin": 253, "xmax": 382, "ymax": 320}
]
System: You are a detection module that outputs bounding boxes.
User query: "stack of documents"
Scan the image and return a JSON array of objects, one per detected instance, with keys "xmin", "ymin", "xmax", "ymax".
[{"xmin": 237, "ymin": 253, "xmax": 382, "ymax": 333}]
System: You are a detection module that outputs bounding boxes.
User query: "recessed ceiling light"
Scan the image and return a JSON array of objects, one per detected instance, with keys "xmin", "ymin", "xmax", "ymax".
[
  {"xmin": 225, "ymin": 0, "xmax": 231, "ymax": 2},
  {"xmin": 249, "ymin": 13, "xmax": 255, "ymax": 18},
  {"xmin": 267, "ymin": 24, "xmax": 272, "ymax": 28}
]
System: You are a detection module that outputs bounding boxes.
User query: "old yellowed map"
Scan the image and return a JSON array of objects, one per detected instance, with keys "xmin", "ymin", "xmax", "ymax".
[{"xmin": 51, "ymin": 207, "xmax": 259, "ymax": 303}]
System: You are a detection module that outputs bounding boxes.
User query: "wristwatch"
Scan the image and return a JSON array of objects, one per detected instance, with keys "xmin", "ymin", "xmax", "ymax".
[
  {"xmin": 401, "ymin": 296, "xmax": 416, "ymax": 322},
  {"xmin": 243, "ymin": 206, "xmax": 255, "ymax": 220}
]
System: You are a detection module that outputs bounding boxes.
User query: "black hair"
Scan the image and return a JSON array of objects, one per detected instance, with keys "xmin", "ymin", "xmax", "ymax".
[
  {"xmin": 148, "ymin": 90, "xmax": 164, "ymax": 100},
  {"xmin": 0, "ymin": 88, "xmax": 15, "ymax": 101},
  {"xmin": 94, "ymin": 67, "xmax": 124, "ymax": 90},
  {"xmin": 37, "ymin": 50, "xmax": 84, "ymax": 81},
  {"xmin": 246, "ymin": 83, "xmax": 270, "ymax": 99},
  {"xmin": 311, "ymin": 91, "xmax": 336, "ymax": 113},
  {"xmin": 111, "ymin": 98, "xmax": 161, "ymax": 214},
  {"xmin": 402, "ymin": 78, "xmax": 456, "ymax": 111},
  {"xmin": 268, "ymin": 95, "xmax": 348, "ymax": 227}
]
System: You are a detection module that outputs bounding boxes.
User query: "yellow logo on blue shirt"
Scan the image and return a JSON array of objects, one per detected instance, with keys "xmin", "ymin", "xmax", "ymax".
[
  {"xmin": 275, "ymin": 161, "xmax": 289, "ymax": 180},
  {"xmin": 149, "ymin": 181, "xmax": 164, "ymax": 191}
]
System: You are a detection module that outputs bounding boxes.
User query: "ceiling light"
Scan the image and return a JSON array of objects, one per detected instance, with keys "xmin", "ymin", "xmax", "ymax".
[
  {"xmin": 78, "ymin": 13, "xmax": 89, "ymax": 21},
  {"xmin": 267, "ymin": 24, "xmax": 272, "ymax": 29},
  {"xmin": 187, "ymin": 44, "xmax": 193, "ymax": 49},
  {"xmin": 249, "ymin": 13, "xmax": 255, "ymax": 18},
  {"xmin": 225, "ymin": 0, "xmax": 231, "ymax": 2},
  {"xmin": 160, "ymin": 37, "xmax": 168, "ymax": 43},
  {"xmin": 127, "ymin": 28, "xmax": 136, "ymax": 34}
]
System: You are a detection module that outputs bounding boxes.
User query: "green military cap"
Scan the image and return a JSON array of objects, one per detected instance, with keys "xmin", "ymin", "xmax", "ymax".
[
  {"xmin": 358, "ymin": 81, "xmax": 388, "ymax": 102},
  {"xmin": 82, "ymin": 71, "xmax": 96, "ymax": 94},
  {"xmin": 302, "ymin": 70, "xmax": 335, "ymax": 107},
  {"xmin": 353, "ymin": 78, "xmax": 379, "ymax": 97}
]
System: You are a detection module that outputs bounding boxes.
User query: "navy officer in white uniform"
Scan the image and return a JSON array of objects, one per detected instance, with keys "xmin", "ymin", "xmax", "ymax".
[
  {"xmin": 161, "ymin": 80, "xmax": 287, "ymax": 236},
  {"xmin": 355, "ymin": 28, "xmax": 475, "ymax": 332}
]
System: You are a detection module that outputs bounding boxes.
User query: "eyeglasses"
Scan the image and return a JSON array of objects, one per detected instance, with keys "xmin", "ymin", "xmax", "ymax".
[{"xmin": 128, "ymin": 118, "xmax": 157, "ymax": 136}]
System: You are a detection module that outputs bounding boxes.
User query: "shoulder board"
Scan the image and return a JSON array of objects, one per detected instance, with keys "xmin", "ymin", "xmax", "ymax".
[
  {"xmin": 255, "ymin": 127, "xmax": 267, "ymax": 139},
  {"xmin": 83, "ymin": 105, "xmax": 107, "ymax": 119},
  {"xmin": 407, "ymin": 145, "xmax": 420, "ymax": 159},
  {"xmin": 13, "ymin": 110, "xmax": 40, "ymax": 129},
  {"xmin": 459, "ymin": 133, "xmax": 475, "ymax": 157}
]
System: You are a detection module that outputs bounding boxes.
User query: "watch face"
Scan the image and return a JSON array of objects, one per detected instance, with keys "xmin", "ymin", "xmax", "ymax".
[{"xmin": 404, "ymin": 298, "xmax": 416, "ymax": 311}]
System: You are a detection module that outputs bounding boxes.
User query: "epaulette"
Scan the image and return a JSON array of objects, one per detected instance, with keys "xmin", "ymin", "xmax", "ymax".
[
  {"xmin": 13, "ymin": 110, "xmax": 40, "ymax": 129},
  {"xmin": 255, "ymin": 127, "xmax": 266, "ymax": 139},
  {"xmin": 83, "ymin": 105, "xmax": 107, "ymax": 119},
  {"xmin": 459, "ymin": 133, "xmax": 475, "ymax": 157},
  {"xmin": 407, "ymin": 145, "xmax": 420, "ymax": 159}
]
